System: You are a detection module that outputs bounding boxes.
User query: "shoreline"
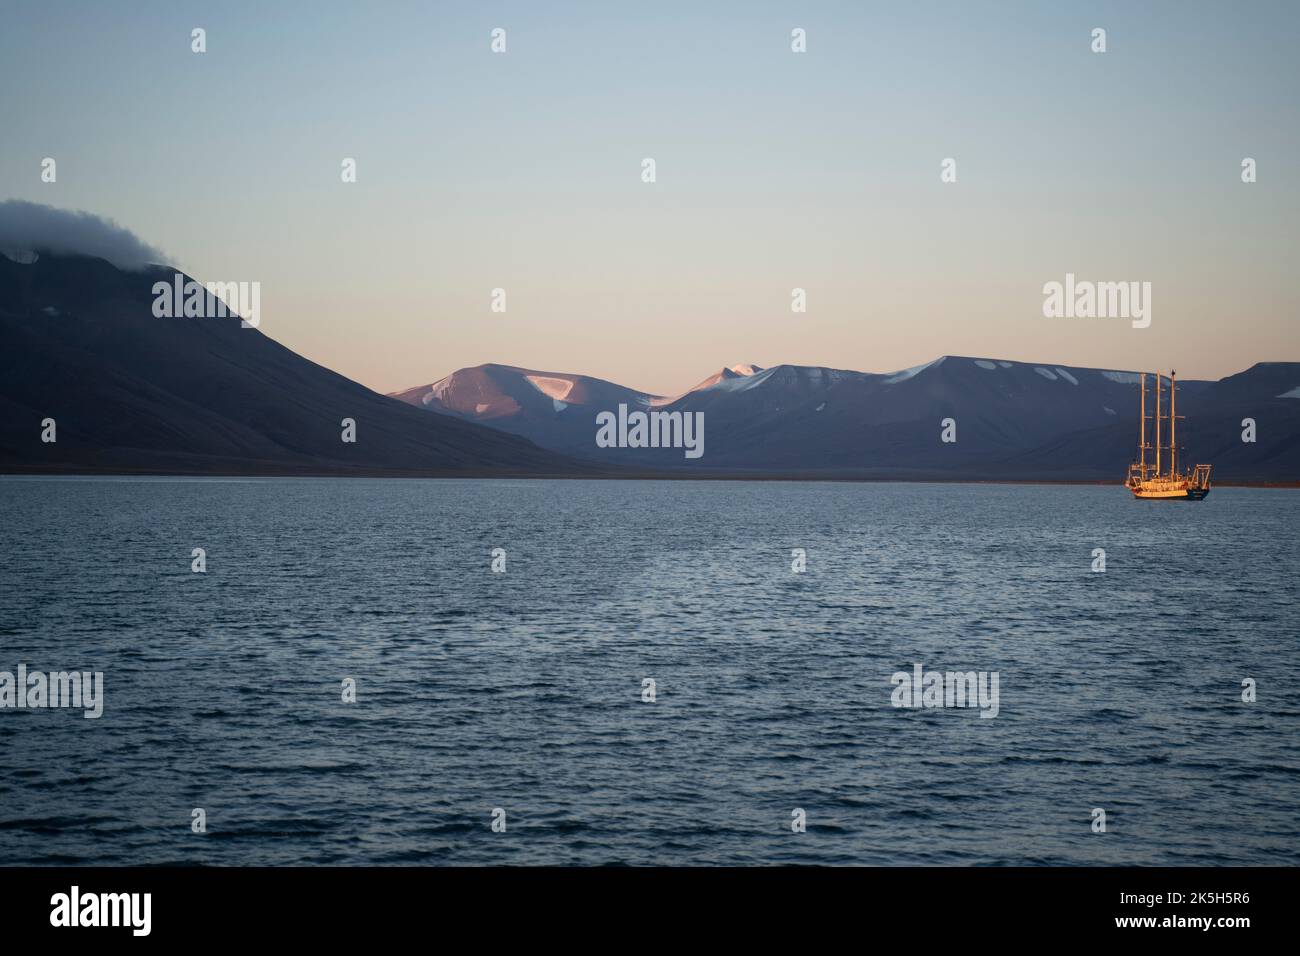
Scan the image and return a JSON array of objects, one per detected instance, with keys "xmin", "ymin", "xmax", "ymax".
[{"xmin": 3, "ymin": 468, "xmax": 1296, "ymax": 489}]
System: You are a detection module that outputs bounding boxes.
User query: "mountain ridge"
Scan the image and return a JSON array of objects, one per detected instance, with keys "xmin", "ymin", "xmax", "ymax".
[
  {"xmin": 392, "ymin": 357, "xmax": 1300, "ymax": 481},
  {"xmin": 2, "ymin": 249, "xmax": 1295, "ymax": 482}
]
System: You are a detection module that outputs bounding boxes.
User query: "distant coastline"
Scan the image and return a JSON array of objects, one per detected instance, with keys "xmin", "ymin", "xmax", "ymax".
[{"xmin": 4, "ymin": 469, "xmax": 1297, "ymax": 489}]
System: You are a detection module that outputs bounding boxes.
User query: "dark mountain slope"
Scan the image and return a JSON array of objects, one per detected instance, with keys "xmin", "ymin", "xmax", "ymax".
[
  {"xmin": 0, "ymin": 252, "xmax": 589, "ymax": 476},
  {"xmin": 1008, "ymin": 363, "xmax": 1300, "ymax": 481}
]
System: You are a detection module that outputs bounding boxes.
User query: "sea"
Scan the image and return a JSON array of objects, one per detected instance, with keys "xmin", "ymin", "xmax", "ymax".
[{"xmin": 1, "ymin": 477, "xmax": 1296, "ymax": 865}]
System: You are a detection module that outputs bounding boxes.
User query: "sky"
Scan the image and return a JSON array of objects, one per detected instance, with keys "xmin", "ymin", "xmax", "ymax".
[{"xmin": 1, "ymin": 0, "xmax": 1297, "ymax": 396}]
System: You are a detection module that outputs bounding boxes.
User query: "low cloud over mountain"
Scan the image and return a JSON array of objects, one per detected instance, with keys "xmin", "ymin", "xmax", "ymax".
[{"xmin": 0, "ymin": 200, "xmax": 167, "ymax": 270}]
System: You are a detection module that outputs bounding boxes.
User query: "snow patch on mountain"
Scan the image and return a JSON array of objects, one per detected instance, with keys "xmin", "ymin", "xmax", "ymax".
[
  {"xmin": 428, "ymin": 374, "xmax": 455, "ymax": 400},
  {"xmin": 713, "ymin": 367, "xmax": 777, "ymax": 392},
  {"xmin": 886, "ymin": 356, "xmax": 945, "ymax": 384},
  {"xmin": 525, "ymin": 375, "xmax": 576, "ymax": 401},
  {"xmin": 1034, "ymin": 367, "xmax": 1058, "ymax": 381},
  {"xmin": 1278, "ymin": 386, "xmax": 1300, "ymax": 399},
  {"xmin": 1102, "ymin": 370, "xmax": 1141, "ymax": 384},
  {"xmin": 1, "ymin": 247, "xmax": 39, "ymax": 265},
  {"xmin": 1054, "ymin": 367, "xmax": 1079, "ymax": 385},
  {"xmin": 974, "ymin": 359, "xmax": 998, "ymax": 370}
]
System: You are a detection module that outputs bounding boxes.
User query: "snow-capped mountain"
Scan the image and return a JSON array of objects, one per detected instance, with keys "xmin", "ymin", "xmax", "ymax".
[
  {"xmin": 393, "ymin": 356, "xmax": 1300, "ymax": 481},
  {"xmin": 389, "ymin": 364, "xmax": 664, "ymax": 456},
  {"xmin": 390, "ymin": 361, "xmax": 768, "ymax": 458}
]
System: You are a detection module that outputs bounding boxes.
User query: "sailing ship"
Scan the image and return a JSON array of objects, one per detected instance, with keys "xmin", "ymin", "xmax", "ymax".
[{"xmin": 1125, "ymin": 369, "xmax": 1212, "ymax": 499}]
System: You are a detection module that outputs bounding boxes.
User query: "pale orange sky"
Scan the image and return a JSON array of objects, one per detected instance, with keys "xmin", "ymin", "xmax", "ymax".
[{"xmin": 4, "ymin": 1, "xmax": 1296, "ymax": 396}]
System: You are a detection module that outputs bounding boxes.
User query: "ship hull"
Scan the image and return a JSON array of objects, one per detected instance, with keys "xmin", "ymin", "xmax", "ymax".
[{"xmin": 1129, "ymin": 485, "xmax": 1210, "ymax": 500}]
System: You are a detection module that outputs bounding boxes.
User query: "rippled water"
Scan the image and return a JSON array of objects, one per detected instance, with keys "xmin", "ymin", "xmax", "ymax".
[{"xmin": 1, "ymin": 477, "xmax": 1297, "ymax": 865}]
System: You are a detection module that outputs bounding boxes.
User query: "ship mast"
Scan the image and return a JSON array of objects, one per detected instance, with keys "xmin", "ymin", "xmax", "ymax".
[
  {"xmin": 1139, "ymin": 372, "xmax": 1147, "ymax": 477},
  {"xmin": 1170, "ymin": 369, "xmax": 1177, "ymax": 478},
  {"xmin": 1154, "ymin": 370, "xmax": 1162, "ymax": 477}
]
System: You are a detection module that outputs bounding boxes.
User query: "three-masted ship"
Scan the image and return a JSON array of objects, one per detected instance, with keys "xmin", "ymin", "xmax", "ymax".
[{"xmin": 1125, "ymin": 369, "xmax": 1212, "ymax": 500}]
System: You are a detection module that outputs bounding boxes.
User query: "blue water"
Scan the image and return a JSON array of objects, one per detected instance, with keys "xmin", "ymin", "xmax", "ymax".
[{"xmin": 0, "ymin": 477, "xmax": 1296, "ymax": 865}]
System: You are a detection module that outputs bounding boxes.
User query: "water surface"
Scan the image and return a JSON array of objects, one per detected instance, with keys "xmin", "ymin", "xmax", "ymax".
[{"xmin": 1, "ymin": 477, "xmax": 1296, "ymax": 865}]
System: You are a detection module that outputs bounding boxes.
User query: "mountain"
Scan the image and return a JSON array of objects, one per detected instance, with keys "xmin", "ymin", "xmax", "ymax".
[
  {"xmin": 394, "ymin": 356, "xmax": 1300, "ymax": 482},
  {"xmin": 5, "ymin": 245, "xmax": 1294, "ymax": 482},
  {"xmin": 1010, "ymin": 361, "xmax": 1300, "ymax": 481},
  {"xmin": 389, "ymin": 362, "xmax": 766, "ymax": 458},
  {"xmin": 389, "ymin": 363, "xmax": 660, "ymax": 459},
  {"xmin": 0, "ymin": 251, "xmax": 590, "ymax": 476}
]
